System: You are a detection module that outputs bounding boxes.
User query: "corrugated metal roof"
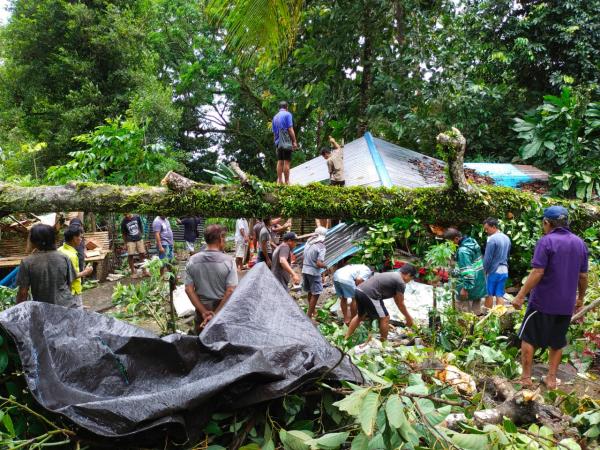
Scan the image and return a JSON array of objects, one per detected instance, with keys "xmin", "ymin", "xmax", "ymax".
[
  {"xmin": 294, "ymin": 222, "xmax": 368, "ymax": 269},
  {"xmin": 290, "ymin": 133, "xmax": 548, "ymax": 189}
]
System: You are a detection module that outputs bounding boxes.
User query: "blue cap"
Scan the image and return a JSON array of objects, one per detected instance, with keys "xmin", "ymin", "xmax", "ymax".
[
  {"xmin": 283, "ymin": 232, "xmax": 298, "ymax": 241},
  {"xmin": 542, "ymin": 205, "xmax": 569, "ymax": 220}
]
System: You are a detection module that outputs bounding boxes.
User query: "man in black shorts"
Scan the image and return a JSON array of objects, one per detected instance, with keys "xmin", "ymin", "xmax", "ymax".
[
  {"xmin": 512, "ymin": 206, "xmax": 588, "ymax": 389},
  {"xmin": 345, "ymin": 264, "xmax": 417, "ymax": 341},
  {"xmin": 272, "ymin": 101, "xmax": 298, "ymax": 184}
]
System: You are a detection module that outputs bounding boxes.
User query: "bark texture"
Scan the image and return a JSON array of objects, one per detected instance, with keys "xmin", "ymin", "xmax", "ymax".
[
  {"xmin": 437, "ymin": 127, "xmax": 471, "ymax": 192},
  {"xmin": 0, "ymin": 174, "xmax": 599, "ymax": 230}
]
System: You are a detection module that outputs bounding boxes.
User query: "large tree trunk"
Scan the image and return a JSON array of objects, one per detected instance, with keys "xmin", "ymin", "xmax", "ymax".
[
  {"xmin": 437, "ymin": 128, "xmax": 471, "ymax": 192},
  {"xmin": 1, "ymin": 174, "xmax": 599, "ymax": 230}
]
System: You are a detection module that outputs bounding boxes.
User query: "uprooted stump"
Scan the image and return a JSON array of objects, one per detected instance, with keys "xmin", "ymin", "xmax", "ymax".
[{"xmin": 444, "ymin": 376, "xmax": 572, "ymax": 436}]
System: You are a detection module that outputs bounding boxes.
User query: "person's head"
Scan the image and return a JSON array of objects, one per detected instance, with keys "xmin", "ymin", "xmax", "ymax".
[
  {"xmin": 204, "ymin": 224, "xmax": 227, "ymax": 250},
  {"xmin": 443, "ymin": 227, "xmax": 462, "ymax": 245},
  {"xmin": 29, "ymin": 224, "xmax": 56, "ymax": 251},
  {"xmin": 320, "ymin": 147, "xmax": 332, "ymax": 160},
  {"xmin": 483, "ymin": 217, "xmax": 499, "ymax": 236},
  {"xmin": 282, "ymin": 232, "xmax": 298, "ymax": 249},
  {"xmin": 399, "ymin": 263, "xmax": 417, "ymax": 283},
  {"xmin": 263, "ymin": 217, "xmax": 272, "ymax": 226},
  {"xmin": 160, "ymin": 215, "xmax": 166, "ymax": 220},
  {"xmin": 279, "ymin": 101, "xmax": 288, "ymax": 110},
  {"xmin": 125, "ymin": 213, "xmax": 133, "ymax": 219},
  {"xmin": 64, "ymin": 226, "xmax": 83, "ymax": 247},
  {"xmin": 542, "ymin": 206, "xmax": 569, "ymax": 234}
]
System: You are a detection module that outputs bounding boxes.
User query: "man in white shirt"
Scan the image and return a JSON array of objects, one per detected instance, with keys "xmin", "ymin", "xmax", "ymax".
[
  {"xmin": 333, "ymin": 264, "xmax": 372, "ymax": 325},
  {"xmin": 234, "ymin": 218, "xmax": 250, "ymax": 270}
]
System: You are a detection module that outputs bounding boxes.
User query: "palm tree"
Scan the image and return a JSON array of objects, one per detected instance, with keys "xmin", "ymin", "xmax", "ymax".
[{"xmin": 206, "ymin": 0, "xmax": 304, "ymax": 65}]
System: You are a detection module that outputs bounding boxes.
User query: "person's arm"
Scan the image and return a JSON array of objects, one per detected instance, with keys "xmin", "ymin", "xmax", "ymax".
[
  {"xmin": 575, "ymin": 272, "xmax": 588, "ymax": 312},
  {"xmin": 214, "ymin": 285, "xmax": 236, "ymax": 314},
  {"xmin": 240, "ymin": 227, "xmax": 248, "ymax": 242},
  {"xmin": 261, "ymin": 238, "xmax": 272, "ymax": 267},
  {"xmin": 393, "ymin": 293, "xmax": 414, "ymax": 327},
  {"xmin": 512, "ymin": 268, "xmax": 545, "ymax": 309},
  {"xmin": 316, "ymin": 245, "xmax": 327, "ymax": 269},
  {"xmin": 288, "ymin": 126, "xmax": 297, "ymax": 149},
  {"xmin": 75, "ymin": 265, "xmax": 93, "ymax": 279},
  {"xmin": 354, "ymin": 277, "xmax": 364, "ymax": 286},
  {"xmin": 328, "ymin": 136, "xmax": 341, "ymax": 151},
  {"xmin": 16, "ymin": 286, "xmax": 29, "ymax": 304},
  {"xmin": 185, "ymin": 284, "xmax": 214, "ymax": 322},
  {"xmin": 280, "ymin": 256, "xmax": 300, "ymax": 284},
  {"xmin": 482, "ymin": 238, "xmax": 495, "ymax": 275},
  {"xmin": 154, "ymin": 230, "xmax": 164, "ymax": 253},
  {"xmin": 121, "ymin": 221, "xmax": 128, "ymax": 243}
]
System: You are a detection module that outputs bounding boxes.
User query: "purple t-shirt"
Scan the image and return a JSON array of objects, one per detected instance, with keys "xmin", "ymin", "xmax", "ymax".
[
  {"xmin": 529, "ymin": 228, "xmax": 588, "ymax": 315},
  {"xmin": 272, "ymin": 109, "xmax": 293, "ymax": 145}
]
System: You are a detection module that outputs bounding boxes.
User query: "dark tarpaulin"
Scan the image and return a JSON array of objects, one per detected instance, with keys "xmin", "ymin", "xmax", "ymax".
[{"xmin": 0, "ymin": 263, "xmax": 362, "ymax": 442}]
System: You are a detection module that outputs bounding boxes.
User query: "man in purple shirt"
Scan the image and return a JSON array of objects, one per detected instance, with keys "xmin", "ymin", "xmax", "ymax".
[
  {"xmin": 512, "ymin": 206, "xmax": 588, "ymax": 389},
  {"xmin": 272, "ymin": 101, "xmax": 298, "ymax": 185}
]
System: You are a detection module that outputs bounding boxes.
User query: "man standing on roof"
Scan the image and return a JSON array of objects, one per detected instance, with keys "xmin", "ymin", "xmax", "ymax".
[
  {"xmin": 321, "ymin": 136, "xmax": 345, "ymax": 186},
  {"xmin": 345, "ymin": 265, "xmax": 416, "ymax": 341},
  {"xmin": 444, "ymin": 228, "xmax": 486, "ymax": 314},
  {"xmin": 302, "ymin": 227, "xmax": 328, "ymax": 320},
  {"xmin": 482, "ymin": 217, "xmax": 511, "ymax": 309},
  {"xmin": 185, "ymin": 224, "xmax": 238, "ymax": 333},
  {"xmin": 271, "ymin": 232, "xmax": 300, "ymax": 290},
  {"xmin": 333, "ymin": 264, "xmax": 372, "ymax": 325},
  {"xmin": 272, "ymin": 101, "xmax": 298, "ymax": 185},
  {"xmin": 512, "ymin": 206, "xmax": 588, "ymax": 389}
]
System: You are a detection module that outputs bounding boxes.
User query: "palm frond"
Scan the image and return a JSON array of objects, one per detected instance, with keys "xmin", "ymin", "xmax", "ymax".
[{"xmin": 206, "ymin": 0, "xmax": 303, "ymax": 66}]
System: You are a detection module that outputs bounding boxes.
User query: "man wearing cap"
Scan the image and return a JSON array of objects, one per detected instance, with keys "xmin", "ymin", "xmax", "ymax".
[
  {"xmin": 333, "ymin": 263, "xmax": 372, "ymax": 325},
  {"xmin": 321, "ymin": 136, "xmax": 345, "ymax": 186},
  {"xmin": 345, "ymin": 264, "xmax": 417, "ymax": 341},
  {"xmin": 513, "ymin": 206, "xmax": 588, "ymax": 389},
  {"xmin": 271, "ymin": 232, "xmax": 301, "ymax": 290},
  {"xmin": 302, "ymin": 227, "xmax": 328, "ymax": 319},
  {"xmin": 272, "ymin": 101, "xmax": 298, "ymax": 185}
]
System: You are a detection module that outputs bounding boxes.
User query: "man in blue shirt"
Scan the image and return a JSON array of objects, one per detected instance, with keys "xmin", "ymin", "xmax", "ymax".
[
  {"xmin": 272, "ymin": 101, "xmax": 298, "ymax": 185},
  {"xmin": 482, "ymin": 217, "xmax": 511, "ymax": 309}
]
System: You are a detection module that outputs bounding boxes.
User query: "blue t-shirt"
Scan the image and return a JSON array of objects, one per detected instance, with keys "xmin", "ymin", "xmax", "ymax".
[{"xmin": 272, "ymin": 109, "xmax": 293, "ymax": 145}]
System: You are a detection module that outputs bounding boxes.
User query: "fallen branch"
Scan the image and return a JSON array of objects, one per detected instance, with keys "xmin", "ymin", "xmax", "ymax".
[{"xmin": 572, "ymin": 298, "xmax": 600, "ymax": 322}]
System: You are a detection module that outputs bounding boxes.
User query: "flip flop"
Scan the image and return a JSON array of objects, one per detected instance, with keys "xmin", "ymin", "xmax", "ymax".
[{"xmin": 541, "ymin": 376, "xmax": 562, "ymax": 389}]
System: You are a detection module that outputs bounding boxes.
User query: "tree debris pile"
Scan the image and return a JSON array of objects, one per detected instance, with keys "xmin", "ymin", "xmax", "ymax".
[{"xmin": 408, "ymin": 158, "xmax": 495, "ymax": 186}]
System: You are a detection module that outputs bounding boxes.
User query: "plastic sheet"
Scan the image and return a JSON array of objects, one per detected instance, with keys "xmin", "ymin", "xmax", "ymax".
[{"xmin": 0, "ymin": 263, "xmax": 362, "ymax": 442}]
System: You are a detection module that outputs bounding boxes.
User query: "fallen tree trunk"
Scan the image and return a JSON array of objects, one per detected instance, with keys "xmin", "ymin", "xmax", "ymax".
[{"xmin": 0, "ymin": 174, "xmax": 599, "ymax": 228}]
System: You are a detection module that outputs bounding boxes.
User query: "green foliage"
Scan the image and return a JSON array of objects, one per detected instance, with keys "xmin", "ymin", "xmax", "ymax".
[
  {"xmin": 112, "ymin": 257, "xmax": 171, "ymax": 334},
  {"xmin": 0, "ymin": 288, "xmax": 16, "ymax": 313},
  {"xmin": 46, "ymin": 118, "xmax": 183, "ymax": 185},
  {"xmin": 514, "ymin": 87, "xmax": 600, "ymax": 200}
]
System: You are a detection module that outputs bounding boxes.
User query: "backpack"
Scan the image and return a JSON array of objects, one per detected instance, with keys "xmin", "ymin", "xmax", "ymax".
[{"xmin": 277, "ymin": 127, "xmax": 293, "ymax": 151}]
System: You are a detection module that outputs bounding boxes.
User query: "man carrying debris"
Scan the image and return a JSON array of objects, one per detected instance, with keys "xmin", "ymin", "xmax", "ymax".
[
  {"xmin": 16, "ymin": 224, "xmax": 76, "ymax": 307},
  {"xmin": 512, "ymin": 206, "xmax": 588, "ymax": 389},
  {"xmin": 482, "ymin": 217, "xmax": 511, "ymax": 309},
  {"xmin": 59, "ymin": 227, "xmax": 94, "ymax": 307},
  {"xmin": 185, "ymin": 224, "xmax": 238, "ymax": 332},
  {"xmin": 121, "ymin": 213, "xmax": 149, "ymax": 278},
  {"xmin": 444, "ymin": 228, "xmax": 487, "ymax": 315},
  {"xmin": 271, "ymin": 232, "xmax": 300, "ymax": 291},
  {"xmin": 302, "ymin": 227, "xmax": 328, "ymax": 320},
  {"xmin": 321, "ymin": 136, "xmax": 345, "ymax": 186},
  {"xmin": 272, "ymin": 101, "xmax": 298, "ymax": 185},
  {"xmin": 345, "ymin": 264, "xmax": 416, "ymax": 341},
  {"xmin": 333, "ymin": 264, "xmax": 372, "ymax": 325},
  {"xmin": 234, "ymin": 217, "xmax": 249, "ymax": 270}
]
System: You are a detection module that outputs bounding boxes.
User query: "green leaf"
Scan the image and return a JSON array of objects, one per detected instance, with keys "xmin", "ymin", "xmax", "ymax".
[
  {"xmin": 367, "ymin": 433, "xmax": 385, "ymax": 450},
  {"xmin": 358, "ymin": 391, "xmax": 380, "ymax": 436},
  {"xmin": 239, "ymin": 445, "xmax": 261, "ymax": 450},
  {"xmin": 306, "ymin": 432, "xmax": 349, "ymax": 449},
  {"xmin": 451, "ymin": 432, "xmax": 488, "ymax": 450},
  {"xmin": 280, "ymin": 429, "xmax": 312, "ymax": 450},
  {"xmin": 503, "ymin": 417, "xmax": 517, "ymax": 433},
  {"xmin": 558, "ymin": 438, "xmax": 582, "ymax": 450},
  {"xmin": 2, "ymin": 413, "xmax": 15, "ymax": 436},
  {"xmin": 521, "ymin": 140, "xmax": 543, "ymax": 159},
  {"xmin": 333, "ymin": 388, "xmax": 370, "ymax": 417},
  {"xmin": 385, "ymin": 395, "xmax": 405, "ymax": 429},
  {"xmin": 350, "ymin": 432, "xmax": 369, "ymax": 450}
]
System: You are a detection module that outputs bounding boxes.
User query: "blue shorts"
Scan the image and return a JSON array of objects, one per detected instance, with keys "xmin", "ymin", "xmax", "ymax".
[
  {"xmin": 486, "ymin": 272, "xmax": 508, "ymax": 297},
  {"xmin": 334, "ymin": 280, "xmax": 355, "ymax": 299},
  {"xmin": 159, "ymin": 244, "xmax": 174, "ymax": 261},
  {"xmin": 303, "ymin": 273, "xmax": 323, "ymax": 295}
]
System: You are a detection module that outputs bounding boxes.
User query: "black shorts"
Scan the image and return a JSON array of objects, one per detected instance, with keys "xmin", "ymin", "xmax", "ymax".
[
  {"xmin": 355, "ymin": 289, "xmax": 388, "ymax": 320},
  {"xmin": 518, "ymin": 307, "xmax": 571, "ymax": 350},
  {"xmin": 330, "ymin": 180, "xmax": 345, "ymax": 187},
  {"xmin": 276, "ymin": 147, "xmax": 292, "ymax": 161}
]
